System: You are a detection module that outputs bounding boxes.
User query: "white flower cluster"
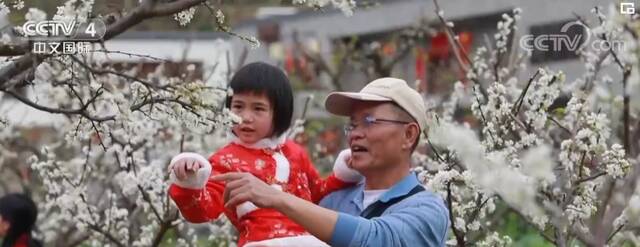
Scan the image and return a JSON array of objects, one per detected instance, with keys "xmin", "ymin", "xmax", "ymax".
[
  {"xmin": 428, "ymin": 122, "xmax": 548, "ymax": 226},
  {"xmin": 522, "ymin": 69, "xmax": 562, "ymax": 131},
  {"xmin": 441, "ymin": 81, "xmax": 467, "ymax": 122},
  {"xmin": 477, "ymin": 232, "xmax": 513, "ymax": 247},
  {"xmin": 0, "ymin": 33, "xmax": 10, "ymax": 45},
  {"xmin": 494, "ymin": 9, "xmax": 520, "ymax": 53},
  {"xmin": 215, "ymin": 9, "xmax": 225, "ymax": 26},
  {"xmin": 0, "ymin": 3, "xmax": 9, "ymax": 18},
  {"xmin": 466, "ymin": 47, "xmax": 487, "ymax": 80},
  {"xmin": 6, "ymin": 48, "xmax": 237, "ymax": 245},
  {"xmin": 174, "ymin": 7, "xmax": 196, "ymax": 26},
  {"xmin": 25, "ymin": 7, "xmax": 47, "ymax": 22},
  {"xmin": 520, "ymin": 144, "xmax": 556, "ymax": 184},
  {"xmin": 293, "ymin": 0, "xmax": 357, "ymax": 17},
  {"xmin": 565, "ymin": 180, "xmax": 599, "ymax": 232},
  {"xmin": 602, "ymin": 144, "xmax": 630, "ymax": 179},
  {"xmin": 420, "ymin": 5, "xmax": 637, "ymax": 245},
  {"xmin": 12, "ymin": 0, "xmax": 24, "ymax": 10},
  {"xmin": 52, "ymin": 0, "xmax": 94, "ymax": 24},
  {"xmin": 558, "ymin": 92, "xmax": 612, "ymax": 179}
]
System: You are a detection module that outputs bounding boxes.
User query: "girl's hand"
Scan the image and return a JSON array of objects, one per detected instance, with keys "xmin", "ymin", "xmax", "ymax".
[
  {"xmin": 168, "ymin": 152, "xmax": 212, "ymax": 189},
  {"xmin": 332, "ymin": 149, "xmax": 363, "ymax": 182}
]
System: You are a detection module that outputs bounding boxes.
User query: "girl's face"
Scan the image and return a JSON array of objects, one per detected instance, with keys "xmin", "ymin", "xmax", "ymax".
[
  {"xmin": 0, "ymin": 215, "xmax": 8, "ymax": 237},
  {"xmin": 230, "ymin": 92, "xmax": 275, "ymax": 144}
]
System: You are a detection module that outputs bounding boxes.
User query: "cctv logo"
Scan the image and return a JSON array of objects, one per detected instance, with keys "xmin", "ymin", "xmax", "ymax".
[
  {"xmin": 621, "ymin": 2, "xmax": 635, "ymax": 15},
  {"xmin": 520, "ymin": 21, "xmax": 590, "ymax": 52},
  {"xmin": 22, "ymin": 20, "xmax": 77, "ymax": 37}
]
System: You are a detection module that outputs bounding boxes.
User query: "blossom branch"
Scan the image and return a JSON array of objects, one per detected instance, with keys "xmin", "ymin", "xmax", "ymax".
[
  {"xmin": 0, "ymin": 40, "xmax": 30, "ymax": 56},
  {"xmin": 69, "ymin": 55, "xmax": 171, "ymax": 91},
  {"xmin": 1, "ymin": 86, "xmax": 115, "ymax": 122},
  {"xmin": 291, "ymin": 30, "xmax": 350, "ymax": 91},
  {"xmin": 447, "ymin": 181, "xmax": 466, "ymax": 246},
  {"xmin": 0, "ymin": 0, "xmax": 207, "ymax": 93},
  {"xmin": 511, "ymin": 70, "xmax": 540, "ymax": 115},
  {"xmin": 432, "ymin": 0, "xmax": 488, "ymax": 97},
  {"xmin": 102, "ymin": 0, "xmax": 206, "ymax": 40}
]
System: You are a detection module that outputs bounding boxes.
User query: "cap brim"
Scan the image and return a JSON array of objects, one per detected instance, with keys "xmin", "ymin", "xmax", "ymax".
[{"xmin": 324, "ymin": 92, "xmax": 391, "ymax": 116}]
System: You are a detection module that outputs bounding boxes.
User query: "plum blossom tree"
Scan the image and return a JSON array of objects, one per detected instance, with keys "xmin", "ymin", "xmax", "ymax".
[{"xmin": 419, "ymin": 2, "xmax": 640, "ymax": 246}]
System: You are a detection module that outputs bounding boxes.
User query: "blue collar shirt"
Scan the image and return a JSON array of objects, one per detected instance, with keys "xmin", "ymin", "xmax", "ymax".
[{"xmin": 319, "ymin": 172, "xmax": 450, "ymax": 247}]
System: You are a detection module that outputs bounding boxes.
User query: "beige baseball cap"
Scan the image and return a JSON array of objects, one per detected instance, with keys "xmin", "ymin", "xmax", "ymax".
[{"xmin": 324, "ymin": 77, "xmax": 427, "ymax": 131}]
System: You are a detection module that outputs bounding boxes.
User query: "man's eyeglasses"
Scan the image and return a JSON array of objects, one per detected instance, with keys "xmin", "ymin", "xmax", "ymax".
[{"xmin": 344, "ymin": 115, "xmax": 411, "ymax": 135}]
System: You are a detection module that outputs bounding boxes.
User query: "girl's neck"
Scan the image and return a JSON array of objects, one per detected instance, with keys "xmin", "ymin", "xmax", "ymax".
[{"xmin": 231, "ymin": 133, "xmax": 287, "ymax": 150}]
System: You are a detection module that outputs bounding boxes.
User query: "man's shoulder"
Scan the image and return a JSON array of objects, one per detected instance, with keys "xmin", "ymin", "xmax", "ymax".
[
  {"xmin": 319, "ymin": 185, "xmax": 361, "ymax": 208},
  {"xmin": 414, "ymin": 189, "xmax": 446, "ymax": 204},
  {"xmin": 330, "ymin": 185, "xmax": 362, "ymax": 197},
  {"xmin": 391, "ymin": 188, "xmax": 449, "ymax": 218}
]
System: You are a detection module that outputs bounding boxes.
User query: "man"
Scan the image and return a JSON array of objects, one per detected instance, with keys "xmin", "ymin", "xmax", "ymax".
[{"xmin": 214, "ymin": 77, "xmax": 450, "ymax": 247}]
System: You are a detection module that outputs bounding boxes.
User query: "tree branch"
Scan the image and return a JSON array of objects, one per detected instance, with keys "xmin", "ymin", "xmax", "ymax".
[
  {"xmin": 511, "ymin": 69, "xmax": 540, "ymax": 115},
  {"xmin": 0, "ymin": 40, "xmax": 30, "ymax": 56},
  {"xmin": 1, "ymin": 87, "xmax": 115, "ymax": 122},
  {"xmin": 447, "ymin": 181, "xmax": 466, "ymax": 246}
]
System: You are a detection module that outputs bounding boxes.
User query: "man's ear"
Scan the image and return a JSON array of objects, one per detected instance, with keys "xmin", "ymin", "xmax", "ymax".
[{"xmin": 403, "ymin": 123, "xmax": 420, "ymax": 149}]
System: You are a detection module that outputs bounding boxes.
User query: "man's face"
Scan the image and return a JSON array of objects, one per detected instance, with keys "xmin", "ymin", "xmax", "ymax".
[
  {"xmin": 0, "ymin": 215, "xmax": 9, "ymax": 237},
  {"xmin": 347, "ymin": 101, "xmax": 409, "ymax": 173}
]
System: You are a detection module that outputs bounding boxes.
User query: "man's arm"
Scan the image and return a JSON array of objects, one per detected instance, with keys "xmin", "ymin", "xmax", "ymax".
[
  {"xmin": 212, "ymin": 172, "xmax": 450, "ymax": 247},
  {"xmin": 276, "ymin": 192, "xmax": 339, "ymax": 242},
  {"xmin": 212, "ymin": 172, "xmax": 339, "ymax": 242},
  {"xmin": 277, "ymin": 193, "xmax": 449, "ymax": 247}
]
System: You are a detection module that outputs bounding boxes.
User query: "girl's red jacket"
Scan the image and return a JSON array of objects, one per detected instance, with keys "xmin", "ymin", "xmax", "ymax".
[{"xmin": 168, "ymin": 140, "xmax": 352, "ymax": 246}]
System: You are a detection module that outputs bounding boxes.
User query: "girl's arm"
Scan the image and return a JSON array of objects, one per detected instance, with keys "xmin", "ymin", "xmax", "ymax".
[
  {"xmin": 302, "ymin": 149, "xmax": 362, "ymax": 203},
  {"xmin": 167, "ymin": 153, "xmax": 227, "ymax": 223}
]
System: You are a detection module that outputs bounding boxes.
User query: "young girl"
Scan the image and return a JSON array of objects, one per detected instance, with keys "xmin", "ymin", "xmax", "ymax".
[
  {"xmin": 0, "ymin": 193, "xmax": 42, "ymax": 247},
  {"xmin": 167, "ymin": 62, "xmax": 359, "ymax": 247}
]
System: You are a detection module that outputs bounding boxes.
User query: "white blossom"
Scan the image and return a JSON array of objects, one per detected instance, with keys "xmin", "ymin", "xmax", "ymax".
[
  {"xmin": 52, "ymin": 0, "xmax": 94, "ymax": 23},
  {"xmin": 25, "ymin": 7, "xmax": 46, "ymax": 22},
  {"xmin": 0, "ymin": 2, "xmax": 10, "ymax": 16},
  {"xmin": 602, "ymin": 144, "xmax": 630, "ymax": 179},
  {"xmin": 478, "ymin": 232, "xmax": 512, "ymax": 247},
  {"xmin": 13, "ymin": 0, "xmax": 24, "ymax": 10},
  {"xmin": 294, "ymin": 0, "xmax": 357, "ymax": 16},
  {"xmin": 0, "ymin": 33, "xmax": 10, "ymax": 44},
  {"xmin": 521, "ymin": 144, "xmax": 556, "ymax": 184},
  {"xmin": 174, "ymin": 7, "xmax": 196, "ymax": 26}
]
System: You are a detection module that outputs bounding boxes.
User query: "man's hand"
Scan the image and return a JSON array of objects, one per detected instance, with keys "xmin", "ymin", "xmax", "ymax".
[
  {"xmin": 211, "ymin": 172, "xmax": 286, "ymax": 209},
  {"xmin": 213, "ymin": 172, "xmax": 339, "ymax": 243}
]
